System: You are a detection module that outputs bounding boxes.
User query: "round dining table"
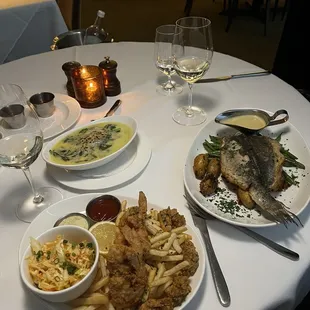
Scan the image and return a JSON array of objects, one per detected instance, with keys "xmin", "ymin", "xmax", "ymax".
[{"xmin": 1, "ymin": 42, "xmax": 310, "ymax": 310}]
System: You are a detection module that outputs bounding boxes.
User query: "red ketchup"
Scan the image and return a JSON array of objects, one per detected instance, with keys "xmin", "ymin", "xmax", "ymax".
[{"xmin": 86, "ymin": 195, "xmax": 121, "ymax": 223}]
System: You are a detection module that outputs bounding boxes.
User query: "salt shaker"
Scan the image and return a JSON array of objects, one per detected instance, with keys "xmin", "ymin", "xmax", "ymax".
[
  {"xmin": 98, "ymin": 57, "xmax": 121, "ymax": 96},
  {"xmin": 62, "ymin": 61, "xmax": 81, "ymax": 98}
]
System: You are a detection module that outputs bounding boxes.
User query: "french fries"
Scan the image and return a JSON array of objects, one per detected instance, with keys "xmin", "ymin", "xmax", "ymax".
[
  {"xmin": 121, "ymin": 200, "xmax": 127, "ymax": 211},
  {"xmin": 70, "ymin": 294, "xmax": 109, "ymax": 307},
  {"xmin": 150, "ymin": 232, "xmax": 170, "ymax": 244},
  {"xmin": 156, "ymin": 279, "xmax": 173, "ymax": 298},
  {"xmin": 151, "ymin": 276, "xmax": 172, "ymax": 287},
  {"xmin": 162, "ymin": 233, "xmax": 177, "ymax": 251},
  {"xmin": 163, "ymin": 261, "xmax": 190, "ymax": 277},
  {"xmin": 151, "ymin": 239, "xmax": 167, "ymax": 249},
  {"xmin": 171, "ymin": 226, "xmax": 187, "ymax": 234},
  {"xmin": 70, "ymin": 255, "xmax": 110, "ymax": 309},
  {"xmin": 160, "ymin": 255, "xmax": 184, "ymax": 262},
  {"xmin": 149, "ymin": 249, "xmax": 169, "ymax": 257},
  {"xmin": 173, "ymin": 238, "xmax": 182, "ymax": 254},
  {"xmin": 145, "ymin": 219, "xmax": 162, "ymax": 232},
  {"xmin": 87, "ymin": 277, "xmax": 109, "ymax": 293},
  {"xmin": 115, "ymin": 211, "xmax": 125, "ymax": 226},
  {"xmin": 150, "ymin": 209, "xmax": 159, "ymax": 221},
  {"xmin": 154, "ymin": 263, "xmax": 165, "ymax": 280},
  {"xmin": 145, "ymin": 221, "xmax": 158, "ymax": 235},
  {"xmin": 148, "ymin": 267, "xmax": 157, "ymax": 285}
]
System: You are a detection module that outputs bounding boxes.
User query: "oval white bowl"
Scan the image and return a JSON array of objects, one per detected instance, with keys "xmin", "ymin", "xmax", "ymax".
[
  {"xmin": 42, "ymin": 115, "xmax": 138, "ymax": 171},
  {"xmin": 20, "ymin": 225, "xmax": 99, "ymax": 303}
]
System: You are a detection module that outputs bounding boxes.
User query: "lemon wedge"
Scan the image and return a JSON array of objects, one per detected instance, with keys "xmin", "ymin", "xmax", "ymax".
[{"xmin": 89, "ymin": 221, "xmax": 116, "ymax": 256}]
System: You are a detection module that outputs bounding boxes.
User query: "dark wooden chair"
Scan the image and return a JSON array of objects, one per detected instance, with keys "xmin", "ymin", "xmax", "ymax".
[
  {"xmin": 184, "ymin": 0, "xmax": 218, "ymax": 17},
  {"xmin": 225, "ymin": 0, "xmax": 287, "ymax": 36},
  {"xmin": 72, "ymin": 0, "xmax": 81, "ymax": 29},
  {"xmin": 56, "ymin": 0, "xmax": 81, "ymax": 30},
  {"xmin": 272, "ymin": 0, "xmax": 289, "ymax": 21}
]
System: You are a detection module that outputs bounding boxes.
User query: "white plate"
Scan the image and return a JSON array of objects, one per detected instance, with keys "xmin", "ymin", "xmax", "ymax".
[
  {"xmin": 25, "ymin": 92, "xmax": 81, "ymax": 141},
  {"xmin": 19, "ymin": 193, "xmax": 206, "ymax": 310},
  {"xmin": 46, "ymin": 132, "xmax": 152, "ymax": 190},
  {"xmin": 184, "ymin": 119, "xmax": 310, "ymax": 228},
  {"xmin": 42, "ymin": 116, "xmax": 138, "ymax": 171}
]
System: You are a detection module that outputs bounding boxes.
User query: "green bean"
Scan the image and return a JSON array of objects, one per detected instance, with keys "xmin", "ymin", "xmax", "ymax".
[
  {"xmin": 275, "ymin": 133, "xmax": 283, "ymax": 142},
  {"xmin": 283, "ymin": 170, "xmax": 297, "ymax": 186},
  {"xmin": 284, "ymin": 158, "xmax": 305, "ymax": 169},
  {"xmin": 281, "ymin": 148, "xmax": 298, "ymax": 160},
  {"xmin": 209, "ymin": 135, "xmax": 222, "ymax": 145}
]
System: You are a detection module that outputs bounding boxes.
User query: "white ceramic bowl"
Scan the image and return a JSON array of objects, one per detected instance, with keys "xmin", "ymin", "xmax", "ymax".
[
  {"xmin": 20, "ymin": 225, "xmax": 99, "ymax": 303},
  {"xmin": 42, "ymin": 115, "xmax": 138, "ymax": 171}
]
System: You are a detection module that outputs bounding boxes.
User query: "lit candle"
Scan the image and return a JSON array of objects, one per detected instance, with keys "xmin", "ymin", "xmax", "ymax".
[{"xmin": 71, "ymin": 65, "xmax": 107, "ymax": 109}]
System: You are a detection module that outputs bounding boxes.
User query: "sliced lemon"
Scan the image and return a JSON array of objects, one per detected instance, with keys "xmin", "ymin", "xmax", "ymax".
[{"xmin": 89, "ymin": 221, "xmax": 116, "ymax": 256}]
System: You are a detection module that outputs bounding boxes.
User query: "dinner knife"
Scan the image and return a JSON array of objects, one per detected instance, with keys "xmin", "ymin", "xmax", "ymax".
[
  {"xmin": 191, "ymin": 213, "xmax": 231, "ymax": 307},
  {"xmin": 104, "ymin": 99, "xmax": 122, "ymax": 117},
  {"xmin": 196, "ymin": 70, "xmax": 271, "ymax": 83},
  {"xmin": 234, "ymin": 226, "xmax": 299, "ymax": 261}
]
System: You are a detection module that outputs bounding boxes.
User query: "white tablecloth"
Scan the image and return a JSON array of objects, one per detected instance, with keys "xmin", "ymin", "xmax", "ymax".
[
  {"xmin": 0, "ymin": 42, "xmax": 310, "ymax": 310},
  {"xmin": 0, "ymin": 0, "xmax": 67, "ymax": 64}
]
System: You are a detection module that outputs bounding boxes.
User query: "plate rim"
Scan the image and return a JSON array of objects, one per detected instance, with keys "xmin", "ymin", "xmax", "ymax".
[
  {"xmin": 19, "ymin": 193, "xmax": 206, "ymax": 310},
  {"xmin": 46, "ymin": 131, "xmax": 152, "ymax": 191},
  {"xmin": 184, "ymin": 116, "xmax": 310, "ymax": 228}
]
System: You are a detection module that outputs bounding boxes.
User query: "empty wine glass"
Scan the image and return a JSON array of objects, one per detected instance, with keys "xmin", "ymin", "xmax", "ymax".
[
  {"xmin": 172, "ymin": 17, "xmax": 213, "ymax": 125},
  {"xmin": 154, "ymin": 25, "xmax": 183, "ymax": 95},
  {"xmin": 0, "ymin": 84, "xmax": 63, "ymax": 223}
]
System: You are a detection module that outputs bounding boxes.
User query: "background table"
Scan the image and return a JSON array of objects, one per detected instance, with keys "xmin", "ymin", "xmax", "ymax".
[
  {"xmin": 0, "ymin": 42, "xmax": 310, "ymax": 310},
  {"xmin": 0, "ymin": 0, "xmax": 67, "ymax": 64}
]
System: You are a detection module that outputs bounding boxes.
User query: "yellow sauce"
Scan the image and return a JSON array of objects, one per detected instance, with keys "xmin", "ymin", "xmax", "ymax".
[
  {"xmin": 49, "ymin": 122, "xmax": 133, "ymax": 165},
  {"xmin": 222, "ymin": 115, "xmax": 266, "ymax": 130},
  {"xmin": 58, "ymin": 215, "xmax": 89, "ymax": 229}
]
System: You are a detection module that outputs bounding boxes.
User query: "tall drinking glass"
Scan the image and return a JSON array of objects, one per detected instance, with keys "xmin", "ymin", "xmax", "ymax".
[
  {"xmin": 172, "ymin": 17, "xmax": 213, "ymax": 125},
  {"xmin": 0, "ymin": 84, "xmax": 63, "ymax": 223},
  {"xmin": 154, "ymin": 25, "xmax": 183, "ymax": 95}
]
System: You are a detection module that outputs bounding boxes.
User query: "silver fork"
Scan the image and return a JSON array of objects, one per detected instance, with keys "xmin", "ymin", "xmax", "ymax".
[
  {"xmin": 184, "ymin": 195, "xmax": 299, "ymax": 261},
  {"xmin": 190, "ymin": 211, "xmax": 231, "ymax": 307}
]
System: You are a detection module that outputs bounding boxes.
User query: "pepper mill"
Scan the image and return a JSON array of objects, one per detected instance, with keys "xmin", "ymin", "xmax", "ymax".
[
  {"xmin": 62, "ymin": 61, "xmax": 81, "ymax": 98},
  {"xmin": 98, "ymin": 57, "xmax": 121, "ymax": 96}
]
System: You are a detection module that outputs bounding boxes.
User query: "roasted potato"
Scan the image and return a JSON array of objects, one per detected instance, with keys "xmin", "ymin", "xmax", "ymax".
[
  {"xmin": 200, "ymin": 176, "xmax": 218, "ymax": 196},
  {"xmin": 237, "ymin": 188, "xmax": 255, "ymax": 209},
  {"xmin": 207, "ymin": 158, "xmax": 221, "ymax": 179},
  {"xmin": 193, "ymin": 154, "xmax": 209, "ymax": 180}
]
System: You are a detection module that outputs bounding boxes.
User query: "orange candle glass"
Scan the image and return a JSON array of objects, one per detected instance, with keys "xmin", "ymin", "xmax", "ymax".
[{"xmin": 71, "ymin": 65, "xmax": 107, "ymax": 108}]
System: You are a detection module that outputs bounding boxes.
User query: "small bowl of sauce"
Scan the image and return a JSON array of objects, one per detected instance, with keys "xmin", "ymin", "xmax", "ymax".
[
  {"xmin": 86, "ymin": 195, "xmax": 121, "ymax": 224},
  {"xmin": 215, "ymin": 109, "xmax": 289, "ymax": 134},
  {"xmin": 54, "ymin": 213, "xmax": 91, "ymax": 229}
]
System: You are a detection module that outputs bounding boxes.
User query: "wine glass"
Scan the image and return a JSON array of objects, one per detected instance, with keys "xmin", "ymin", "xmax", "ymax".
[
  {"xmin": 172, "ymin": 17, "xmax": 213, "ymax": 126},
  {"xmin": 0, "ymin": 84, "xmax": 63, "ymax": 223},
  {"xmin": 154, "ymin": 25, "xmax": 183, "ymax": 95}
]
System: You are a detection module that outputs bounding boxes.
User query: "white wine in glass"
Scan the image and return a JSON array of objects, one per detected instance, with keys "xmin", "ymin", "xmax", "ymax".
[
  {"xmin": 154, "ymin": 24, "xmax": 183, "ymax": 95},
  {"xmin": 172, "ymin": 17, "xmax": 213, "ymax": 126},
  {"xmin": 0, "ymin": 84, "xmax": 63, "ymax": 223}
]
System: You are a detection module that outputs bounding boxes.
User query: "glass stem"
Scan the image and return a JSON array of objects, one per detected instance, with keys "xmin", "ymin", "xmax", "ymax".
[
  {"xmin": 163, "ymin": 74, "xmax": 174, "ymax": 91},
  {"xmin": 22, "ymin": 168, "xmax": 44, "ymax": 204},
  {"xmin": 186, "ymin": 83, "xmax": 194, "ymax": 116}
]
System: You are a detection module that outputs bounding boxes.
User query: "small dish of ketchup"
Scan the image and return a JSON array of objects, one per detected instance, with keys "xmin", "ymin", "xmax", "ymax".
[{"xmin": 86, "ymin": 195, "xmax": 121, "ymax": 224}]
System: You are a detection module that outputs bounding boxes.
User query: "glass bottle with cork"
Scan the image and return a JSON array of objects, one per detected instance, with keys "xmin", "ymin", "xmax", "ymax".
[
  {"xmin": 84, "ymin": 10, "xmax": 107, "ymax": 45},
  {"xmin": 99, "ymin": 56, "xmax": 121, "ymax": 96}
]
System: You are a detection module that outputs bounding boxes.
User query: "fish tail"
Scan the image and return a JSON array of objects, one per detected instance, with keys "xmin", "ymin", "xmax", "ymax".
[{"xmin": 249, "ymin": 185, "xmax": 302, "ymax": 227}]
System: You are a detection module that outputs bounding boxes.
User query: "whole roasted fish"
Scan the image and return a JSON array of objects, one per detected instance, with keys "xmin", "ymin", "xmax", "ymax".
[{"xmin": 220, "ymin": 134, "xmax": 300, "ymax": 226}]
